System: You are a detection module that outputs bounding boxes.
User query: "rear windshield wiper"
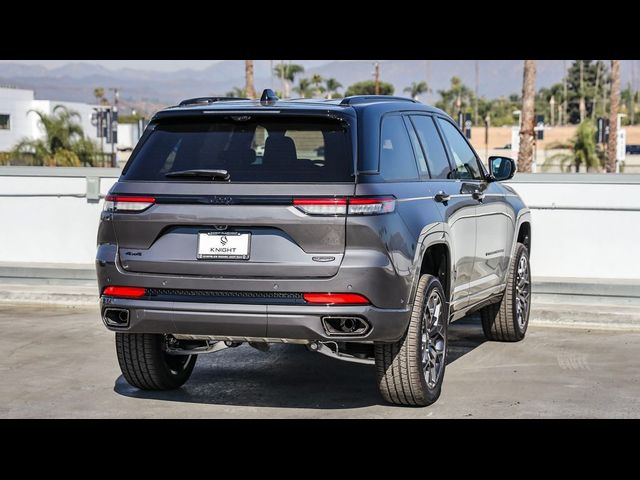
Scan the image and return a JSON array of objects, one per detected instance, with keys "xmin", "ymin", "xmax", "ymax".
[{"xmin": 165, "ymin": 169, "xmax": 230, "ymax": 181}]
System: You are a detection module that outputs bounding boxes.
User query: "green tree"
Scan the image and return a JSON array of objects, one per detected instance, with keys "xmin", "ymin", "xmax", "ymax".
[
  {"xmin": 324, "ymin": 78, "xmax": 343, "ymax": 99},
  {"xmin": 435, "ymin": 76, "xmax": 474, "ymax": 118},
  {"xmin": 93, "ymin": 87, "xmax": 108, "ymax": 106},
  {"xmin": 403, "ymin": 81, "xmax": 429, "ymax": 100},
  {"xmin": 345, "ymin": 80, "xmax": 394, "ymax": 96},
  {"xmin": 12, "ymin": 105, "xmax": 98, "ymax": 167},
  {"xmin": 545, "ymin": 120, "xmax": 602, "ymax": 172},
  {"xmin": 565, "ymin": 60, "xmax": 608, "ymax": 124},
  {"xmin": 273, "ymin": 63, "xmax": 305, "ymax": 98},
  {"xmin": 293, "ymin": 78, "xmax": 314, "ymax": 98},
  {"xmin": 225, "ymin": 86, "xmax": 246, "ymax": 97},
  {"xmin": 310, "ymin": 74, "xmax": 325, "ymax": 97}
]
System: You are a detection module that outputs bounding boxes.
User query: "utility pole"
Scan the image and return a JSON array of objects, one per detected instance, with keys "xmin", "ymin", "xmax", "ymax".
[
  {"xmin": 549, "ymin": 96, "xmax": 555, "ymax": 125},
  {"xmin": 474, "ymin": 60, "xmax": 479, "ymax": 126},
  {"xmin": 373, "ymin": 62, "xmax": 380, "ymax": 95}
]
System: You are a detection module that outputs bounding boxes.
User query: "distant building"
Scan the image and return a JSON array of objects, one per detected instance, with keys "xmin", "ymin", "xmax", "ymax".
[{"xmin": 0, "ymin": 86, "xmax": 142, "ymax": 155}]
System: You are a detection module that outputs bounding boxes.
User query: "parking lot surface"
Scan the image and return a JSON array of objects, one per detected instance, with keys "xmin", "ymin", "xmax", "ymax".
[{"xmin": 1, "ymin": 305, "xmax": 639, "ymax": 418}]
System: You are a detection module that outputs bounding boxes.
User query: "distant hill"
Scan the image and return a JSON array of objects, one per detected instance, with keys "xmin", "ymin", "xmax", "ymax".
[{"xmin": 1, "ymin": 60, "xmax": 637, "ymax": 115}]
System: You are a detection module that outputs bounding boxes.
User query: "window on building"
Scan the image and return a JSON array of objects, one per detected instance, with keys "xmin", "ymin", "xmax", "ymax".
[{"xmin": 0, "ymin": 114, "xmax": 10, "ymax": 130}]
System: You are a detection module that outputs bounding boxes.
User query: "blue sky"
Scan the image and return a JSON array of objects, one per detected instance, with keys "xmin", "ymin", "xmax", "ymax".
[{"xmin": 0, "ymin": 60, "xmax": 224, "ymax": 71}]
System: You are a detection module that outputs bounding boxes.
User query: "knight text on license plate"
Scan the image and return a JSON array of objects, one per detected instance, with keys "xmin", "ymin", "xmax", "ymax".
[{"xmin": 197, "ymin": 232, "xmax": 251, "ymax": 260}]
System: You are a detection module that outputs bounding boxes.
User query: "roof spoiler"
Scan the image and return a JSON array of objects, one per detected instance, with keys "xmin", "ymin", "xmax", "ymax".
[{"xmin": 340, "ymin": 95, "xmax": 419, "ymax": 105}]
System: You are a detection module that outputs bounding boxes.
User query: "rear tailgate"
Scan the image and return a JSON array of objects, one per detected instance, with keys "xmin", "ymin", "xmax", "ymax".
[{"xmin": 109, "ymin": 112, "xmax": 356, "ymax": 279}]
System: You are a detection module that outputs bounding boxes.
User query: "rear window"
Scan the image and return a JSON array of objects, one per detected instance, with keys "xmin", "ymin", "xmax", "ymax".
[{"xmin": 122, "ymin": 116, "xmax": 353, "ymax": 183}]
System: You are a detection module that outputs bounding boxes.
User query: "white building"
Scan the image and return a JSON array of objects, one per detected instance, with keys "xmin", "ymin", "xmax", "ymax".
[{"xmin": 0, "ymin": 86, "xmax": 142, "ymax": 155}]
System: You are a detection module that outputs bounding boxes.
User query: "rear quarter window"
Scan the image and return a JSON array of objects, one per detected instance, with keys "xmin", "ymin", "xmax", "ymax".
[{"xmin": 378, "ymin": 114, "xmax": 419, "ymax": 182}]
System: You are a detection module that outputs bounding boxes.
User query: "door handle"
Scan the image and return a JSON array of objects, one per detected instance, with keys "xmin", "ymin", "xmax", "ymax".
[
  {"xmin": 472, "ymin": 190, "xmax": 485, "ymax": 202},
  {"xmin": 434, "ymin": 191, "xmax": 450, "ymax": 203}
]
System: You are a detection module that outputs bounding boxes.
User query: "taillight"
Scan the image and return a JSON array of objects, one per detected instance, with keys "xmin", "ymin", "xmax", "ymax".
[
  {"xmin": 102, "ymin": 286, "xmax": 147, "ymax": 298},
  {"xmin": 293, "ymin": 197, "xmax": 395, "ymax": 216},
  {"xmin": 347, "ymin": 196, "xmax": 396, "ymax": 215},
  {"xmin": 303, "ymin": 293, "xmax": 370, "ymax": 305},
  {"xmin": 103, "ymin": 195, "xmax": 155, "ymax": 213},
  {"xmin": 293, "ymin": 198, "xmax": 347, "ymax": 215}
]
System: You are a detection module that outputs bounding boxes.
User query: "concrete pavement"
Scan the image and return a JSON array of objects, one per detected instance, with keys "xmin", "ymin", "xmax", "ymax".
[{"xmin": 1, "ymin": 304, "xmax": 639, "ymax": 418}]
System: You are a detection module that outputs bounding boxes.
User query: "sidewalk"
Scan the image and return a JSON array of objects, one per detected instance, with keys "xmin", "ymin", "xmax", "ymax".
[{"xmin": 1, "ymin": 263, "xmax": 640, "ymax": 331}]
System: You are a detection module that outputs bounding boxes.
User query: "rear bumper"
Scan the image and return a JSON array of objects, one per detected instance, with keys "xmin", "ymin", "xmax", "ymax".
[{"xmin": 100, "ymin": 297, "xmax": 410, "ymax": 343}]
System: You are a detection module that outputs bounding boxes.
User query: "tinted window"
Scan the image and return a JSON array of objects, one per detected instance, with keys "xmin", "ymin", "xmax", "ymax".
[
  {"xmin": 379, "ymin": 115, "xmax": 419, "ymax": 181},
  {"xmin": 437, "ymin": 118, "xmax": 482, "ymax": 180},
  {"xmin": 122, "ymin": 116, "xmax": 353, "ymax": 183},
  {"xmin": 410, "ymin": 115, "xmax": 452, "ymax": 179},
  {"xmin": 405, "ymin": 117, "xmax": 429, "ymax": 177}
]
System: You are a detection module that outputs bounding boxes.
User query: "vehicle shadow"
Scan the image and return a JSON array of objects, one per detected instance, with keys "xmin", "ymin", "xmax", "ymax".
[{"xmin": 113, "ymin": 314, "xmax": 486, "ymax": 409}]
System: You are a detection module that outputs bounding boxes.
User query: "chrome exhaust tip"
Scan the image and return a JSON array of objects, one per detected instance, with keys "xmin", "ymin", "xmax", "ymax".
[
  {"xmin": 321, "ymin": 316, "xmax": 370, "ymax": 336},
  {"xmin": 103, "ymin": 308, "xmax": 130, "ymax": 328}
]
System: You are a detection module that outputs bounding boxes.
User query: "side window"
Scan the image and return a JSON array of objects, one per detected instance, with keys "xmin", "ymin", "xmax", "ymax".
[
  {"xmin": 379, "ymin": 115, "xmax": 419, "ymax": 181},
  {"xmin": 404, "ymin": 117, "xmax": 429, "ymax": 177},
  {"xmin": 410, "ymin": 115, "xmax": 452, "ymax": 179},
  {"xmin": 437, "ymin": 118, "xmax": 482, "ymax": 180}
]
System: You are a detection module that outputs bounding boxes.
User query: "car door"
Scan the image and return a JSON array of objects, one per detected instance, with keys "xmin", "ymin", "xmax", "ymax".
[
  {"xmin": 435, "ymin": 117, "xmax": 513, "ymax": 304},
  {"xmin": 407, "ymin": 114, "xmax": 476, "ymax": 314}
]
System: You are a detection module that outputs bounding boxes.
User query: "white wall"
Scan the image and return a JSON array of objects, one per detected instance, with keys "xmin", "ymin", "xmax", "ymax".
[
  {"xmin": 505, "ymin": 179, "xmax": 640, "ymax": 280},
  {"xmin": 0, "ymin": 170, "xmax": 639, "ymax": 282}
]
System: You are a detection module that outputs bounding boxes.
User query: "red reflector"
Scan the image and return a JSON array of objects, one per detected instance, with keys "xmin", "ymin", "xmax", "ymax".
[
  {"xmin": 103, "ymin": 286, "xmax": 146, "ymax": 298},
  {"xmin": 105, "ymin": 195, "xmax": 156, "ymax": 203},
  {"xmin": 303, "ymin": 293, "xmax": 370, "ymax": 305}
]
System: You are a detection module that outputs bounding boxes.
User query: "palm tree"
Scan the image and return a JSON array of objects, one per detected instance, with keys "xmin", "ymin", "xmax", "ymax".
[
  {"xmin": 293, "ymin": 78, "xmax": 314, "ymax": 98},
  {"xmin": 310, "ymin": 74, "xmax": 325, "ymax": 97},
  {"xmin": 273, "ymin": 63, "xmax": 304, "ymax": 98},
  {"xmin": 12, "ymin": 105, "xmax": 98, "ymax": 167},
  {"xmin": 607, "ymin": 60, "xmax": 621, "ymax": 173},
  {"xmin": 244, "ymin": 60, "xmax": 256, "ymax": 99},
  {"xmin": 404, "ymin": 81, "xmax": 430, "ymax": 100},
  {"xmin": 518, "ymin": 60, "xmax": 537, "ymax": 173},
  {"xmin": 545, "ymin": 120, "xmax": 601, "ymax": 172},
  {"xmin": 324, "ymin": 78, "xmax": 343, "ymax": 99},
  {"xmin": 436, "ymin": 76, "xmax": 473, "ymax": 117}
]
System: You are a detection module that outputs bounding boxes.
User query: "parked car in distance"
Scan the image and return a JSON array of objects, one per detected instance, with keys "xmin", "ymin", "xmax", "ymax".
[{"xmin": 97, "ymin": 91, "xmax": 532, "ymax": 406}]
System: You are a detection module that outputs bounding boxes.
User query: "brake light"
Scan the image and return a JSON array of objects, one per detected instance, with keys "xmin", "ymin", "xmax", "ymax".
[
  {"xmin": 293, "ymin": 197, "xmax": 395, "ymax": 216},
  {"xmin": 303, "ymin": 293, "xmax": 370, "ymax": 305},
  {"xmin": 102, "ymin": 286, "xmax": 147, "ymax": 298},
  {"xmin": 104, "ymin": 195, "xmax": 155, "ymax": 212}
]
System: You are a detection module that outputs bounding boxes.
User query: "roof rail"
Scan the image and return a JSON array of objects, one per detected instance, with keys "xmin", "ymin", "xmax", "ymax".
[
  {"xmin": 178, "ymin": 96, "xmax": 248, "ymax": 107},
  {"xmin": 340, "ymin": 95, "xmax": 419, "ymax": 106}
]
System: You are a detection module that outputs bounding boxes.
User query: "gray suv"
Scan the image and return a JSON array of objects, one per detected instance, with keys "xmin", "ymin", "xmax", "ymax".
[{"xmin": 97, "ymin": 91, "xmax": 531, "ymax": 406}]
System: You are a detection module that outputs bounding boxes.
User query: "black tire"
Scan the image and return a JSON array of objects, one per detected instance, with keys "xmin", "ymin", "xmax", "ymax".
[
  {"xmin": 480, "ymin": 242, "xmax": 531, "ymax": 342},
  {"xmin": 374, "ymin": 274, "xmax": 449, "ymax": 406},
  {"xmin": 115, "ymin": 333, "xmax": 197, "ymax": 390}
]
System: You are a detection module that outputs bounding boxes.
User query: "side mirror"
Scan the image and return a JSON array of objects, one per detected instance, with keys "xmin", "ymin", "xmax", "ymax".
[{"xmin": 488, "ymin": 156, "xmax": 516, "ymax": 181}]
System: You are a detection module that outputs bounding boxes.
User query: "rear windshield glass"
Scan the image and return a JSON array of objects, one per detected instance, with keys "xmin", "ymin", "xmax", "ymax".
[{"xmin": 122, "ymin": 116, "xmax": 353, "ymax": 183}]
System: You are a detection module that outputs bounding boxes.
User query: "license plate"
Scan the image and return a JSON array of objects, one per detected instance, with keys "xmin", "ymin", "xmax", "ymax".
[{"xmin": 197, "ymin": 232, "xmax": 251, "ymax": 260}]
